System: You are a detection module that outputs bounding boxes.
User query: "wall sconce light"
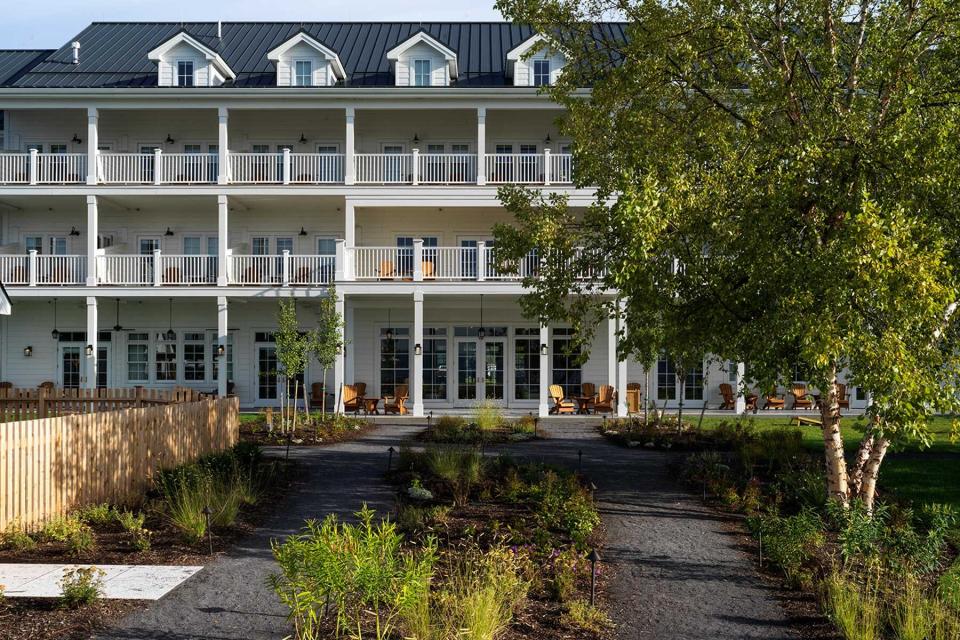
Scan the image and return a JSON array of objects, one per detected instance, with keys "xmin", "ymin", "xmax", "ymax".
[
  {"xmin": 544, "ymin": 133, "xmax": 552, "ymax": 145},
  {"xmin": 540, "ymin": 343, "xmax": 548, "ymax": 356},
  {"xmin": 216, "ymin": 344, "xmax": 226, "ymax": 357},
  {"xmin": 414, "ymin": 343, "xmax": 422, "ymax": 356},
  {"xmin": 164, "ymin": 227, "xmax": 175, "ymax": 236},
  {"xmin": 299, "ymin": 226, "xmax": 308, "ymax": 236},
  {"xmin": 69, "ymin": 226, "xmax": 80, "ymax": 236},
  {"xmin": 85, "ymin": 344, "xmax": 94, "ymax": 357},
  {"xmin": 72, "ymin": 133, "xmax": 83, "ymax": 144},
  {"xmin": 299, "ymin": 132, "xmax": 308, "ymax": 144},
  {"xmin": 23, "ymin": 345, "xmax": 33, "ymax": 357},
  {"xmin": 412, "ymin": 133, "xmax": 420, "ymax": 144},
  {"xmin": 165, "ymin": 134, "xmax": 175, "ymax": 144}
]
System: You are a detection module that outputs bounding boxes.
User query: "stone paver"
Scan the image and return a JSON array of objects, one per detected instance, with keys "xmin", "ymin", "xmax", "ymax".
[{"xmin": 0, "ymin": 564, "xmax": 201, "ymax": 599}]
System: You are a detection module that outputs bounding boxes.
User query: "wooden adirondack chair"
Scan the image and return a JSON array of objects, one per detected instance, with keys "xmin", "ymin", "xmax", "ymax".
[
  {"xmin": 626, "ymin": 382, "xmax": 643, "ymax": 415},
  {"xmin": 593, "ymin": 385, "xmax": 616, "ymax": 413},
  {"xmin": 764, "ymin": 390, "xmax": 785, "ymax": 410},
  {"xmin": 383, "ymin": 384, "xmax": 409, "ymax": 415},
  {"xmin": 790, "ymin": 383, "xmax": 814, "ymax": 410},
  {"xmin": 421, "ymin": 261, "xmax": 435, "ymax": 279},
  {"xmin": 836, "ymin": 383, "xmax": 850, "ymax": 410},
  {"xmin": 719, "ymin": 383, "xmax": 736, "ymax": 410},
  {"xmin": 378, "ymin": 261, "xmax": 396, "ymax": 279},
  {"xmin": 548, "ymin": 384, "xmax": 576, "ymax": 414},
  {"xmin": 343, "ymin": 383, "xmax": 364, "ymax": 413}
]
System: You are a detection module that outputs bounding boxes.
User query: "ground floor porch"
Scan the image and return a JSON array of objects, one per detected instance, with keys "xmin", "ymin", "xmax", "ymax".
[{"xmin": 0, "ymin": 293, "xmax": 871, "ymax": 416}]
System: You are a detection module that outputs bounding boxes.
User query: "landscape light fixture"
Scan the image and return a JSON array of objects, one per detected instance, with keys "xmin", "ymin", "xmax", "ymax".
[
  {"xmin": 51, "ymin": 299, "xmax": 59, "ymax": 340},
  {"xmin": 23, "ymin": 346, "xmax": 33, "ymax": 357},
  {"xmin": 164, "ymin": 298, "xmax": 176, "ymax": 341}
]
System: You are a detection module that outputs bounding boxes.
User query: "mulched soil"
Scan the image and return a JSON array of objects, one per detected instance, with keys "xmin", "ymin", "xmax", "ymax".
[
  {"xmin": 0, "ymin": 459, "xmax": 296, "ymax": 640},
  {"xmin": 240, "ymin": 417, "xmax": 376, "ymax": 447}
]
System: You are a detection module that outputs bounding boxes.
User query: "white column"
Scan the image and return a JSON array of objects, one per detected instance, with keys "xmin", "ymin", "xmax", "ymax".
[
  {"xmin": 477, "ymin": 241, "xmax": 487, "ymax": 281},
  {"xmin": 543, "ymin": 147, "xmax": 551, "ymax": 185},
  {"xmin": 412, "ymin": 290, "xmax": 424, "ymax": 417},
  {"xmin": 334, "ymin": 292, "xmax": 346, "ymax": 413},
  {"xmin": 735, "ymin": 362, "xmax": 746, "ymax": 413},
  {"xmin": 334, "ymin": 239, "xmax": 346, "ymax": 282},
  {"xmin": 412, "ymin": 238, "xmax": 424, "ymax": 281},
  {"xmin": 344, "ymin": 302, "xmax": 355, "ymax": 383},
  {"xmin": 344, "ymin": 199, "xmax": 355, "ymax": 281},
  {"xmin": 217, "ymin": 107, "xmax": 229, "ymax": 185},
  {"xmin": 86, "ymin": 107, "xmax": 99, "ymax": 185},
  {"xmin": 616, "ymin": 300, "xmax": 628, "ymax": 416},
  {"xmin": 217, "ymin": 195, "xmax": 228, "ymax": 286},
  {"xmin": 607, "ymin": 311, "xmax": 617, "ymax": 391},
  {"xmin": 85, "ymin": 297, "xmax": 97, "ymax": 390},
  {"xmin": 217, "ymin": 296, "xmax": 228, "ymax": 397},
  {"xmin": 476, "ymin": 107, "xmax": 487, "ymax": 185},
  {"xmin": 344, "ymin": 107, "xmax": 355, "ymax": 185},
  {"xmin": 539, "ymin": 324, "xmax": 550, "ymax": 417},
  {"xmin": 85, "ymin": 195, "xmax": 98, "ymax": 286}
]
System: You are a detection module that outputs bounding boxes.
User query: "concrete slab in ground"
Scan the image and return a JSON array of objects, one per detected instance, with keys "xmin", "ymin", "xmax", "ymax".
[{"xmin": 0, "ymin": 564, "xmax": 202, "ymax": 600}]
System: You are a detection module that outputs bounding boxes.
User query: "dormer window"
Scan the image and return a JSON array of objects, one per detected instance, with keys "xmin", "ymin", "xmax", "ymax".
[
  {"xmin": 533, "ymin": 60, "xmax": 551, "ymax": 87},
  {"xmin": 413, "ymin": 60, "xmax": 431, "ymax": 87},
  {"xmin": 294, "ymin": 60, "xmax": 313, "ymax": 87},
  {"xmin": 177, "ymin": 60, "xmax": 195, "ymax": 87}
]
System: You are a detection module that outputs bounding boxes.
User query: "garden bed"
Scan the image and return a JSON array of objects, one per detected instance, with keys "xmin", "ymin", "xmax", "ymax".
[
  {"xmin": 0, "ymin": 443, "xmax": 293, "ymax": 640},
  {"xmin": 269, "ymin": 445, "xmax": 610, "ymax": 639},
  {"xmin": 418, "ymin": 407, "xmax": 541, "ymax": 445},
  {"xmin": 239, "ymin": 411, "xmax": 374, "ymax": 446}
]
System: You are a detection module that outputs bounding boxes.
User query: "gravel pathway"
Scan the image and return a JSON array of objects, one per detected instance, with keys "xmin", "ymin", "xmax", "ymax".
[
  {"xmin": 503, "ymin": 421, "xmax": 796, "ymax": 640},
  {"xmin": 97, "ymin": 424, "xmax": 423, "ymax": 640}
]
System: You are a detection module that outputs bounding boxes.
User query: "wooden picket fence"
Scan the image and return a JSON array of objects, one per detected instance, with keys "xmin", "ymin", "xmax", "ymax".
[
  {"xmin": 0, "ymin": 396, "xmax": 239, "ymax": 532},
  {"xmin": 0, "ymin": 386, "xmax": 203, "ymax": 423}
]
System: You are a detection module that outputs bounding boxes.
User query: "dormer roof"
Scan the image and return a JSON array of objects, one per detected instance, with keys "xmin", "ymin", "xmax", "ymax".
[
  {"xmin": 266, "ymin": 31, "xmax": 346, "ymax": 81},
  {"xmin": 385, "ymin": 30, "xmax": 458, "ymax": 79},
  {"xmin": 146, "ymin": 31, "xmax": 236, "ymax": 80}
]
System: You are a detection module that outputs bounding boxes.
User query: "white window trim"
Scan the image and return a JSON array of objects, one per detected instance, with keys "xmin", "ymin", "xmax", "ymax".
[{"xmin": 293, "ymin": 59, "xmax": 314, "ymax": 87}]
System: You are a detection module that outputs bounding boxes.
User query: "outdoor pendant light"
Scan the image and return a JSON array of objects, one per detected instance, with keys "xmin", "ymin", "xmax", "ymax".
[
  {"xmin": 51, "ymin": 299, "xmax": 59, "ymax": 340},
  {"xmin": 385, "ymin": 308, "xmax": 394, "ymax": 342},
  {"xmin": 477, "ymin": 295, "xmax": 485, "ymax": 340},
  {"xmin": 113, "ymin": 298, "xmax": 123, "ymax": 332},
  {"xmin": 164, "ymin": 298, "xmax": 176, "ymax": 341}
]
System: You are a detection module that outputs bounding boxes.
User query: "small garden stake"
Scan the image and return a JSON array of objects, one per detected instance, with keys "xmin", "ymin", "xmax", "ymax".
[
  {"xmin": 533, "ymin": 414, "xmax": 539, "ymax": 438},
  {"xmin": 588, "ymin": 548, "xmax": 600, "ymax": 606},
  {"xmin": 758, "ymin": 529, "xmax": 762, "ymax": 568},
  {"xmin": 202, "ymin": 505, "xmax": 214, "ymax": 555},
  {"xmin": 387, "ymin": 446, "xmax": 395, "ymax": 471}
]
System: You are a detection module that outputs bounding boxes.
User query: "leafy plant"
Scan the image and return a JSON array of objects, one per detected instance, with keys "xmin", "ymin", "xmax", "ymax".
[
  {"xmin": 750, "ymin": 509, "xmax": 823, "ymax": 588},
  {"xmin": 562, "ymin": 599, "xmax": 614, "ymax": 633},
  {"xmin": 75, "ymin": 503, "xmax": 116, "ymax": 526},
  {"xmin": 59, "ymin": 566, "xmax": 105, "ymax": 608},
  {"xmin": 0, "ymin": 520, "xmax": 36, "ymax": 551},
  {"xmin": 116, "ymin": 509, "xmax": 151, "ymax": 552},
  {"xmin": 42, "ymin": 515, "xmax": 95, "ymax": 556}
]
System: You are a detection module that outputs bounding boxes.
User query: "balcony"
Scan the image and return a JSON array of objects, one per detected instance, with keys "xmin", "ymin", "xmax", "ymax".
[{"xmin": 0, "ymin": 151, "xmax": 574, "ymax": 187}]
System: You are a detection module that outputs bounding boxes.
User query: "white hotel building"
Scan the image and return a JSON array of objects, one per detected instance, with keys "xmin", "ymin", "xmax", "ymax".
[{"xmin": 0, "ymin": 22, "xmax": 868, "ymax": 415}]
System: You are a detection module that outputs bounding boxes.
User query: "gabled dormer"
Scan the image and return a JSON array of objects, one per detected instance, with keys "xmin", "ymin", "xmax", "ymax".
[
  {"xmin": 386, "ymin": 31, "xmax": 458, "ymax": 87},
  {"xmin": 506, "ymin": 34, "xmax": 566, "ymax": 87},
  {"xmin": 147, "ymin": 31, "xmax": 235, "ymax": 87},
  {"xmin": 267, "ymin": 32, "xmax": 346, "ymax": 87}
]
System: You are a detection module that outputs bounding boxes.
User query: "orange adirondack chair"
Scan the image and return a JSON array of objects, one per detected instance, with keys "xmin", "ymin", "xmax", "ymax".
[
  {"xmin": 790, "ymin": 384, "xmax": 814, "ymax": 410},
  {"xmin": 836, "ymin": 383, "xmax": 850, "ymax": 410},
  {"xmin": 593, "ymin": 385, "xmax": 616, "ymax": 414},
  {"xmin": 719, "ymin": 383, "xmax": 736, "ymax": 410},
  {"xmin": 383, "ymin": 384, "xmax": 409, "ymax": 415}
]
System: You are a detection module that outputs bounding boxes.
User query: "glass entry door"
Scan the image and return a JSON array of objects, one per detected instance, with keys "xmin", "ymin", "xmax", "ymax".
[
  {"xmin": 454, "ymin": 338, "xmax": 506, "ymax": 406},
  {"xmin": 58, "ymin": 344, "xmax": 109, "ymax": 388}
]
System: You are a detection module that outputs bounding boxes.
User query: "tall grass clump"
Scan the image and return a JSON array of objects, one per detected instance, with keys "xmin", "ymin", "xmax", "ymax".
[
  {"xmin": 822, "ymin": 571, "xmax": 881, "ymax": 640},
  {"xmin": 425, "ymin": 447, "xmax": 485, "ymax": 506},
  {"xmin": 473, "ymin": 401, "xmax": 503, "ymax": 432},
  {"xmin": 890, "ymin": 577, "xmax": 935, "ymax": 640}
]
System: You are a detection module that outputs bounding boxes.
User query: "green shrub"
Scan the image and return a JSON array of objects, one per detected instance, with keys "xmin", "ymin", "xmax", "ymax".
[
  {"xmin": 822, "ymin": 571, "xmax": 881, "ymax": 640},
  {"xmin": 41, "ymin": 515, "xmax": 95, "ymax": 556},
  {"xmin": 59, "ymin": 566, "xmax": 105, "ymax": 608},
  {"xmin": 75, "ymin": 503, "xmax": 116, "ymax": 527},
  {"xmin": 827, "ymin": 500, "xmax": 890, "ymax": 564},
  {"xmin": 547, "ymin": 548, "xmax": 582, "ymax": 602},
  {"xmin": 511, "ymin": 414, "xmax": 537, "ymax": 435},
  {"xmin": 562, "ymin": 599, "xmax": 614, "ymax": 633},
  {"xmin": 751, "ymin": 509, "xmax": 823, "ymax": 588},
  {"xmin": 473, "ymin": 401, "xmax": 503, "ymax": 431},
  {"xmin": 0, "ymin": 520, "xmax": 36, "ymax": 552},
  {"xmin": 116, "ymin": 509, "xmax": 151, "ymax": 552}
]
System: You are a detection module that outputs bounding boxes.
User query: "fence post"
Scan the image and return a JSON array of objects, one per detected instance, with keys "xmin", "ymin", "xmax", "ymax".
[
  {"xmin": 411, "ymin": 148, "xmax": 420, "ymax": 186},
  {"xmin": 282, "ymin": 250, "xmax": 290, "ymax": 287},
  {"xmin": 135, "ymin": 385, "xmax": 143, "ymax": 408},
  {"xmin": 29, "ymin": 148, "xmax": 38, "ymax": 185},
  {"xmin": 544, "ymin": 148, "xmax": 552, "ymax": 186},
  {"xmin": 477, "ymin": 241, "xmax": 487, "ymax": 282},
  {"xmin": 153, "ymin": 249, "xmax": 162, "ymax": 287},
  {"xmin": 28, "ymin": 249, "xmax": 38, "ymax": 286},
  {"xmin": 282, "ymin": 148, "xmax": 291, "ymax": 185},
  {"xmin": 38, "ymin": 387, "xmax": 47, "ymax": 419}
]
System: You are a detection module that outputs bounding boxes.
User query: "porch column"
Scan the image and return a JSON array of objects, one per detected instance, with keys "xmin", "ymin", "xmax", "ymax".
[
  {"xmin": 334, "ymin": 292, "xmax": 346, "ymax": 413},
  {"xmin": 86, "ymin": 107, "xmax": 98, "ymax": 185},
  {"xmin": 217, "ymin": 107, "xmax": 229, "ymax": 185},
  {"xmin": 217, "ymin": 195, "xmax": 228, "ymax": 286},
  {"xmin": 344, "ymin": 301, "xmax": 355, "ymax": 383},
  {"xmin": 344, "ymin": 107, "xmax": 356, "ymax": 185},
  {"xmin": 84, "ymin": 296, "xmax": 97, "ymax": 390},
  {"xmin": 412, "ymin": 290, "xmax": 424, "ymax": 416},
  {"xmin": 734, "ymin": 362, "xmax": 746, "ymax": 413},
  {"xmin": 616, "ymin": 299, "xmax": 628, "ymax": 416},
  {"xmin": 85, "ymin": 195, "xmax": 98, "ymax": 286},
  {"xmin": 476, "ymin": 107, "xmax": 487, "ymax": 185},
  {"xmin": 539, "ymin": 324, "xmax": 550, "ymax": 417},
  {"xmin": 343, "ymin": 200, "xmax": 355, "ymax": 280},
  {"xmin": 217, "ymin": 296, "xmax": 228, "ymax": 397},
  {"xmin": 607, "ymin": 311, "xmax": 617, "ymax": 393}
]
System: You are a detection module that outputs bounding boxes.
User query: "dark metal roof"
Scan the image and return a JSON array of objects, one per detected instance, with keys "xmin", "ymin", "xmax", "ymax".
[
  {"xmin": 0, "ymin": 50, "xmax": 54, "ymax": 86},
  {"xmin": 1, "ymin": 22, "xmax": 627, "ymax": 88}
]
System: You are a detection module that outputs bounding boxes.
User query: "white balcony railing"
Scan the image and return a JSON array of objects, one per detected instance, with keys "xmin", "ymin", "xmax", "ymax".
[
  {"xmin": 418, "ymin": 154, "xmax": 477, "ymax": 184},
  {"xmin": 290, "ymin": 153, "xmax": 344, "ymax": 184},
  {"xmin": 99, "ymin": 153, "xmax": 156, "ymax": 184},
  {"xmin": 34, "ymin": 255, "xmax": 86, "ymax": 285},
  {"xmin": 157, "ymin": 255, "xmax": 218, "ymax": 285},
  {"xmin": 229, "ymin": 153, "xmax": 281, "ymax": 184},
  {"xmin": 354, "ymin": 154, "xmax": 412, "ymax": 184},
  {"xmin": 99, "ymin": 255, "xmax": 154, "ymax": 286},
  {"xmin": 158, "ymin": 154, "xmax": 218, "ymax": 184},
  {"xmin": 0, "ymin": 154, "xmax": 29, "ymax": 184},
  {"xmin": 36, "ymin": 154, "xmax": 87, "ymax": 184},
  {"xmin": 230, "ymin": 255, "xmax": 283, "ymax": 285},
  {"xmin": 421, "ymin": 247, "xmax": 478, "ymax": 279},
  {"xmin": 549, "ymin": 153, "xmax": 574, "ymax": 184},
  {"xmin": 486, "ymin": 154, "xmax": 546, "ymax": 184},
  {"xmin": 288, "ymin": 255, "xmax": 336, "ymax": 285},
  {"xmin": 0, "ymin": 255, "xmax": 29, "ymax": 284},
  {"xmin": 353, "ymin": 247, "xmax": 408, "ymax": 279}
]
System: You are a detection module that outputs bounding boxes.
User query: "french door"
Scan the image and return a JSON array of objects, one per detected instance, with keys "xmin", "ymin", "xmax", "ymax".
[
  {"xmin": 454, "ymin": 338, "xmax": 507, "ymax": 406},
  {"xmin": 59, "ymin": 344, "xmax": 109, "ymax": 389}
]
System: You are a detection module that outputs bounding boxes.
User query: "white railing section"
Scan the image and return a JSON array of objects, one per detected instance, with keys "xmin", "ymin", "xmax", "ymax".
[
  {"xmin": 485, "ymin": 250, "xmax": 542, "ymax": 280},
  {"xmin": 421, "ymin": 247, "xmax": 478, "ymax": 280},
  {"xmin": 549, "ymin": 153, "xmax": 574, "ymax": 184},
  {"xmin": 289, "ymin": 255, "xmax": 336, "ymax": 285},
  {"xmin": 99, "ymin": 255, "xmax": 154, "ymax": 286},
  {"xmin": 158, "ymin": 154, "xmax": 217, "ymax": 184},
  {"xmin": 0, "ymin": 255, "xmax": 29, "ymax": 284},
  {"xmin": 157, "ymin": 255, "xmax": 218, "ymax": 285},
  {"xmin": 229, "ymin": 153, "xmax": 281, "ymax": 184},
  {"xmin": 230, "ymin": 255, "xmax": 284, "ymax": 285},
  {"xmin": 99, "ymin": 153, "xmax": 156, "ymax": 184},
  {"xmin": 418, "ymin": 154, "xmax": 477, "ymax": 184},
  {"xmin": 290, "ymin": 154, "xmax": 344, "ymax": 184},
  {"xmin": 34, "ymin": 255, "xmax": 86, "ymax": 285},
  {"xmin": 354, "ymin": 154, "xmax": 412, "ymax": 184},
  {"xmin": 353, "ymin": 247, "xmax": 406, "ymax": 279},
  {"xmin": 485, "ymin": 154, "xmax": 545, "ymax": 184},
  {"xmin": 0, "ymin": 154, "xmax": 29, "ymax": 184},
  {"xmin": 36, "ymin": 154, "xmax": 86, "ymax": 184}
]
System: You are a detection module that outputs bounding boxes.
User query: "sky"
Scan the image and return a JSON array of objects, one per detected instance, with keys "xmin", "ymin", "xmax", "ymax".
[{"xmin": 0, "ymin": 0, "xmax": 505, "ymax": 50}]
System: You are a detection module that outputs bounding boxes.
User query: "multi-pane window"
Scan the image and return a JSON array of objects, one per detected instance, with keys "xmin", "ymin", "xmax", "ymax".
[
  {"xmin": 413, "ymin": 59, "xmax": 432, "ymax": 86},
  {"xmin": 183, "ymin": 332, "xmax": 206, "ymax": 381},
  {"xmin": 252, "ymin": 237, "xmax": 270, "ymax": 255},
  {"xmin": 49, "ymin": 144, "xmax": 67, "ymax": 154},
  {"xmin": 258, "ymin": 345, "xmax": 278, "ymax": 400},
  {"xmin": 24, "ymin": 236, "xmax": 42, "ymax": 254},
  {"xmin": 177, "ymin": 61, "xmax": 195, "ymax": 87},
  {"xmin": 684, "ymin": 361, "xmax": 705, "ymax": 401},
  {"xmin": 380, "ymin": 327, "xmax": 410, "ymax": 396},
  {"xmin": 155, "ymin": 332, "xmax": 177, "ymax": 381},
  {"xmin": 514, "ymin": 328, "xmax": 540, "ymax": 400},
  {"xmin": 423, "ymin": 328, "xmax": 448, "ymax": 400},
  {"xmin": 317, "ymin": 237, "xmax": 336, "ymax": 282},
  {"xmin": 127, "ymin": 333, "xmax": 149, "ymax": 382},
  {"xmin": 294, "ymin": 60, "xmax": 313, "ymax": 86},
  {"xmin": 211, "ymin": 333, "xmax": 234, "ymax": 382},
  {"xmin": 397, "ymin": 236, "xmax": 438, "ymax": 277},
  {"xmin": 551, "ymin": 328, "xmax": 582, "ymax": 399},
  {"xmin": 657, "ymin": 356, "xmax": 677, "ymax": 400},
  {"xmin": 533, "ymin": 59, "xmax": 551, "ymax": 86}
]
